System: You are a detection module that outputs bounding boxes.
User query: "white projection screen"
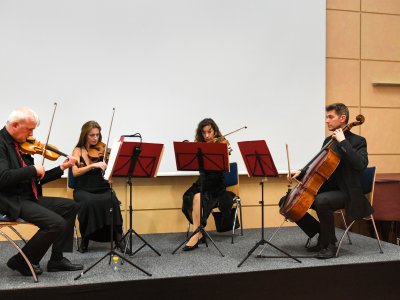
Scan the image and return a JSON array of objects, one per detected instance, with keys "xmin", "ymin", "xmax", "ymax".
[{"xmin": 0, "ymin": 0, "xmax": 325, "ymax": 175}]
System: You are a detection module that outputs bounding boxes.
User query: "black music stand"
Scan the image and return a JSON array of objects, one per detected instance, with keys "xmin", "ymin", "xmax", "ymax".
[
  {"xmin": 237, "ymin": 140, "xmax": 301, "ymax": 267},
  {"xmin": 110, "ymin": 136, "xmax": 163, "ymax": 258},
  {"xmin": 171, "ymin": 141, "xmax": 229, "ymax": 257}
]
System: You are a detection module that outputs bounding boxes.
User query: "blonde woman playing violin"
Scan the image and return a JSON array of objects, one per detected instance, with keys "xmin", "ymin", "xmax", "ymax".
[
  {"xmin": 181, "ymin": 118, "xmax": 235, "ymax": 251},
  {"xmin": 71, "ymin": 121, "xmax": 125, "ymax": 253}
]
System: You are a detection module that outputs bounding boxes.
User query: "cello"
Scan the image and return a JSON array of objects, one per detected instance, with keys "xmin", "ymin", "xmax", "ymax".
[{"xmin": 279, "ymin": 114, "xmax": 365, "ymax": 222}]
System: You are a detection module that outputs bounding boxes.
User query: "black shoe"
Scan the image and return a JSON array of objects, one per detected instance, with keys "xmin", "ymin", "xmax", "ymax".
[
  {"xmin": 316, "ymin": 244, "xmax": 337, "ymax": 259},
  {"xmin": 47, "ymin": 257, "xmax": 84, "ymax": 272},
  {"xmin": 307, "ymin": 244, "xmax": 322, "ymax": 253},
  {"xmin": 7, "ymin": 256, "xmax": 43, "ymax": 276},
  {"xmin": 182, "ymin": 241, "xmax": 199, "ymax": 251},
  {"xmin": 199, "ymin": 236, "xmax": 206, "ymax": 244},
  {"xmin": 79, "ymin": 237, "xmax": 89, "ymax": 253}
]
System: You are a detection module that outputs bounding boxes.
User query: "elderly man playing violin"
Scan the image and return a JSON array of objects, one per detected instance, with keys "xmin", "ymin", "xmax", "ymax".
[{"xmin": 0, "ymin": 107, "xmax": 83, "ymax": 276}]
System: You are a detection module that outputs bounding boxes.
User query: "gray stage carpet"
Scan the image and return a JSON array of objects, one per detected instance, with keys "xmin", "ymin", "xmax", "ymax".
[{"xmin": 0, "ymin": 227, "xmax": 399, "ymax": 291}]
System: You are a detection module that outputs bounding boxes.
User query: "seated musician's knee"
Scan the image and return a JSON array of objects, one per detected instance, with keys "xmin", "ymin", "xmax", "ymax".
[
  {"xmin": 47, "ymin": 217, "xmax": 67, "ymax": 234},
  {"xmin": 313, "ymin": 195, "xmax": 330, "ymax": 211},
  {"xmin": 67, "ymin": 200, "xmax": 79, "ymax": 214}
]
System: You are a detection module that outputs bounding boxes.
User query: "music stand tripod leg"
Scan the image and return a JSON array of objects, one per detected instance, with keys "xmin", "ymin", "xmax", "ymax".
[
  {"xmin": 200, "ymin": 226, "xmax": 224, "ymax": 257},
  {"xmin": 238, "ymin": 180, "xmax": 301, "ymax": 267},
  {"xmin": 122, "ymin": 178, "xmax": 161, "ymax": 258},
  {"xmin": 74, "ymin": 207, "xmax": 152, "ymax": 280},
  {"xmin": 238, "ymin": 240, "xmax": 263, "ymax": 267},
  {"xmin": 130, "ymin": 229, "xmax": 161, "ymax": 256},
  {"xmin": 172, "ymin": 226, "xmax": 201, "ymax": 254}
]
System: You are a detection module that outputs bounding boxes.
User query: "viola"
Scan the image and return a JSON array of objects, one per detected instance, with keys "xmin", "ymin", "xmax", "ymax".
[
  {"xmin": 207, "ymin": 136, "xmax": 232, "ymax": 155},
  {"xmin": 19, "ymin": 137, "xmax": 68, "ymax": 161},
  {"xmin": 207, "ymin": 126, "xmax": 247, "ymax": 154},
  {"xmin": 279, "ymin": 115, "xmax": 365, "ymax": 222},
  {"xmin": 208, "ymin": 136, "xmax": 230, "ymax": 145}
]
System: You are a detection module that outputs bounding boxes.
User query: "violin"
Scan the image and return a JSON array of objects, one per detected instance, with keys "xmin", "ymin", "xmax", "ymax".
[
  {"xmin": 87, "ymin": 141, "xmax": 111, "ymax": 162},
  {"xmin": 207, "ymin": 136, "xmax": 232, "ymax": 155},
  {"xmin": 207, "ymin": 126, "xmax": 247, "ymax": 154},
  {"xmin": 208, "ymin": 136, "xmax": 230, "ymax": 145},
  {"xmin": 19, "ymin": 137, "xmax": 68, "ymax": 161}
]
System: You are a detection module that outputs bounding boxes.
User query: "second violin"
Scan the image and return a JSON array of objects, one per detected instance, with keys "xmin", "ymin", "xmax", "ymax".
[{"xmin": 87, "ymin": 141, "xmax": 111, "ymax": 163}]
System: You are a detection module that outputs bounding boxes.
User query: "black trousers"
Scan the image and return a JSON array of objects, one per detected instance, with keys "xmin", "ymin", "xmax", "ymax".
[
  {"xmin": 16, "ymin": 196, "xmax": 78, "ymax": 264},
  {"xmin": 281, "ymin": 190, "xmax": 346, "ymax": 247}
]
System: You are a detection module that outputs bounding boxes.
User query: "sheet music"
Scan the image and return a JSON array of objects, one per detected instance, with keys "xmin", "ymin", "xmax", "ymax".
[{"xmin": 103, "ymin": 139, "xmax": 122, "ymax": 181}]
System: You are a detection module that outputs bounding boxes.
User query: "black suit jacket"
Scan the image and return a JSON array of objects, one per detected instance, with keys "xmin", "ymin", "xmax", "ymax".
[
  {"xmin": 322, "ymin": 131, "xmax": 373, "ymax": 221},
  {"xmin": 0, "ymin": 127, "xmax": 64, "ymax": 219}
]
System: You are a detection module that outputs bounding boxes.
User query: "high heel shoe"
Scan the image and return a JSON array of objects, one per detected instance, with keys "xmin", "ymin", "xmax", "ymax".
[
  {"xmin": 79, "ymin": 237, "xmax": 89, "ymax": 253},
  {"xmin": 182, "ymin": 241, "xmax": 199, "ymax": 251}
]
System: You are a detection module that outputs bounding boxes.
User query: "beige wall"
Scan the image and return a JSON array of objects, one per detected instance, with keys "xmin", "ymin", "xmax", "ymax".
[
  {"xmin": 2, "ymin": 1, "xmax": 399, "ymax": 240},
  {"xmin": 327, "ymin": 0, "xmax": 400, "ymax": 173}
]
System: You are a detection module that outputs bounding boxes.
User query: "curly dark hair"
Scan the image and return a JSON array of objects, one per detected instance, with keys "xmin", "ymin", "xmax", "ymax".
[{"xmin": 194, "ymin": 118, "xmax": 222, "ymax": 142}]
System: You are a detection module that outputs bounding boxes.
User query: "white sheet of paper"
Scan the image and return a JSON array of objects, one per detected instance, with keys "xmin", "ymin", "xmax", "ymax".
[{"xmin": 103, "ymin": 139, "xmax": 122, "ymax": 181}]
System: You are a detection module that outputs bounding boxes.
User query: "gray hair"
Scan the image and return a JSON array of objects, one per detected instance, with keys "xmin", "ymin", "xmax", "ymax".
[{"xmin": 6, "ymin": 107, "xmax": 40, "ymax": 126}]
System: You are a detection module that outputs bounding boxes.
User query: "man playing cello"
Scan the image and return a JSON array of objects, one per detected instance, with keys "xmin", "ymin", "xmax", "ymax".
[{"xmin": 281, "ymin": 103, "xmax": 373, "ymax": 259}]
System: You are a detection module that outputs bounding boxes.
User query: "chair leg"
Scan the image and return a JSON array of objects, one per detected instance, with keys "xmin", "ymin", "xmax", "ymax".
[
  {"xmin": 74, "ymin": 225, "xmax": 80, "ymax": 251},
  {"xmin": 231, "ymin": 197, "xmax": 243, "ymax": 244},
  {"xmin": 370, "ymin": 216, "xmax": 384, "ymax": 254},
  {"xmin": 335, "ymin": 220, "xmax": 355, "ymax": 257},
  {"xmin": 231, "ymin": 203, "xmax": 239, "ymax": 244},
  {"xmin": 7, "ymin": 226, "xmax": 27, "ymax": 244},
  {"xmin": 238, "ymin": 198, "xmax": 243, "ymax": 236},
  {"xmin": 0, "ymin": 229, "xmax": 38, "ymax": 283},
  {"xmin": 339, "ymin": 210, "xmax": 352, "ymax": 245}
]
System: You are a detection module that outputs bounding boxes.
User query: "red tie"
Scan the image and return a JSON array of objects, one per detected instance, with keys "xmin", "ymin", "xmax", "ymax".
[{"xmin": 14, "ymin": 142, "xmax": 38, "ymax": 200}]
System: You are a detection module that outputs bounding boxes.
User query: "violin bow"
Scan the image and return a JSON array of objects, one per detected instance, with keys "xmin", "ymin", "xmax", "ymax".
[
  {"xmin": 104, "ymin": 107, "xmax": 115, "ymax": 163},
  {"xmin": 223, "ymin": 126, "xmax": 247, "ymax": 139},
  {"xmin": 41, "ymin": 102, "xmax": 58, "ymax": 165}
]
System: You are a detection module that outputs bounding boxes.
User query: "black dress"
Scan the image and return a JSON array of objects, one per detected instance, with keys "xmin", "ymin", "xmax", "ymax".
[
  {"xmin": 73, "ymin": 158, "xmax": 123, "ymax": 242},
  {"xmin": 182, "ymin": 170, "xmax": 234, "ymax": 228}
]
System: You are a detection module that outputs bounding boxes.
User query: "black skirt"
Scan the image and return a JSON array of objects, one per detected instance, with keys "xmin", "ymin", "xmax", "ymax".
[
  {"xmin": 182, "ymin": 171, "xmax": 234, "ymax": 227},
  {"xmin": 73, "ymin": 169, "xmax": 123, "ymax": 242}
]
